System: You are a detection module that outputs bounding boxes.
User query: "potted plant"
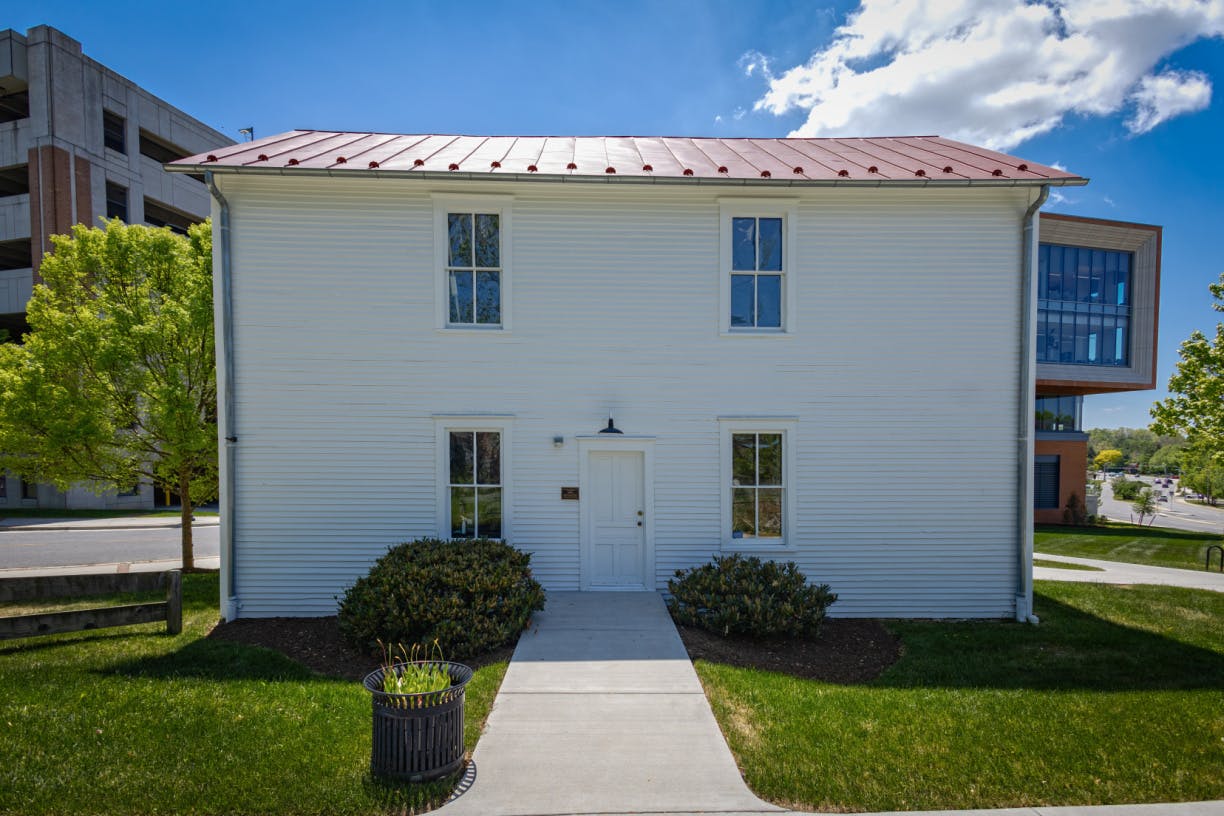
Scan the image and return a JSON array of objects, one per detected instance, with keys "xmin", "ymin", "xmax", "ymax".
[{"xmin": 362, "ymin": 642, "xmax": 474, "ymax": 782}]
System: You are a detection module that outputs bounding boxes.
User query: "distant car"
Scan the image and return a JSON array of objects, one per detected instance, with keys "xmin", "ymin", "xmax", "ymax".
[{"xmin": 1157, "ymin": 494, "xmax": 1168, "ymax": 502}]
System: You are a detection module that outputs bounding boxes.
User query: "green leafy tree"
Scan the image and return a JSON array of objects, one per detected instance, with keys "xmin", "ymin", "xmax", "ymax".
[
  {"xmin": 1093, "ymin": 449, "xmax": 1124, "ymax": 471},
  {"xmin": 1152, "ymin": 272, "xmax": 1224, "ymax": 502},
  {"xmin": 1180, "ymin": 451, "xmax": 1224, "ymax": 506},
  {"xmin": 1147, "ymin": 441, "xmax": 1186, "ymax": 475},
  {"xmin": 1087, "ymin": 428, "xmax": 1179, "ymax": 473},
  {"xmin": 0, "ymin": 219, "xmax": 216, "ymax": 569},
  {"xmin": 1131, "ymin": 488, "xmax": 1157, "ymax": 526}
]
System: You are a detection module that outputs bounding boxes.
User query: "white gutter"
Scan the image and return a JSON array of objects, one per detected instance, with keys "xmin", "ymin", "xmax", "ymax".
[
  {"xmin": 205, "ymin": 170, "xmax": 239, "ymax": 621},
  {"xmin": 1016, "ymin": 184, "xmax": 1048, "ymax": 624},
  {"xmin": 167, "ymin": 164, "xmax": 1089, "ymax": 190}
]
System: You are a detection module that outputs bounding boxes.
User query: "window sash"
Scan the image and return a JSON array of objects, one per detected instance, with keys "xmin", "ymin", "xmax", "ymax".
[
  {"xmin": 728, "ymin": 215, "xmax": 785, "ymax": 330},
  {"xmin": 730, "ymin": 432, "xmax": 784, "ymax": 539},
  {"xmin": 446, "ymin": 212, "xmax": 502, "ymax": 326},
  {"xmin": 447, "ymin": 430, "xmax": 502, "ymax": 538}
]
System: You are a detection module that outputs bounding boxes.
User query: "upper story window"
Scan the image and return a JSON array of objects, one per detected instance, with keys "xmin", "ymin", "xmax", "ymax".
[
  {"xmin": 0, "ymin": 165, "xmax": 30, "ymax": 199},
  {"xmin": 434, "ymin": 196, "xmax": 512, "ymax": 331},
  {"xmin": 144, "ymin": 198, "xmax": 197, "ymax": 235},
  {"xmin": 0, "ymin": 89, "xmax": 30, "ymax": 124},
  {"xmin": 105, "ymin": 181, "xmax": 128, "ymax": 221},
  {"xmin": 719, "ymin": 201, "xmax": 797, "ymax": 334},
  {"xmin": 1035, "ymin": 395, "xmax": 1082, "ymax": 432},
  {"xmin": 731, "ymin": 217, "xmax": 783, "ymax": 329},
  {"xmin": 1037, "ymin": 243, "xmax": 1132, "ymax": 366},
  {"xmin": 138, "ymin": 130, "xmax": 188, "ymax": 164},
  {"xmin": 447, "ymin": 213, "xmax": 501, "ymax": 326},
  {"xmin": 103, "ymin": 110, "xmax": 126, "ymax": 154}
]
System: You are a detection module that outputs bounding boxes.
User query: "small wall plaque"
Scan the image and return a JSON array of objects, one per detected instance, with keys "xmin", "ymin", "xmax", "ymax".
[{"xmin": 561, "ymin": 486, "xmax": 579, "ymax": 501}]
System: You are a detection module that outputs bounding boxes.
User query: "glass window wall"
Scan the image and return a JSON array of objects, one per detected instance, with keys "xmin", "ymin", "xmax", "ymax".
[{"xmin": 1037, "ymin": 244, "xmax": 1131, "ymax": 366}]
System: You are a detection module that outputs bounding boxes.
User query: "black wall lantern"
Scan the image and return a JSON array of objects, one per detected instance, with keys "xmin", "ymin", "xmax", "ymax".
[{"xmin": 598, "ymin": 417, "xmax": 623, "ymax": 434}]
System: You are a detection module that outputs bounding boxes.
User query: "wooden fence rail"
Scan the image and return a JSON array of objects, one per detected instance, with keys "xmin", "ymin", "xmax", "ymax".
[{"xmin": 0, "ymin": 570, "xmax": 182, "ymax": 640}]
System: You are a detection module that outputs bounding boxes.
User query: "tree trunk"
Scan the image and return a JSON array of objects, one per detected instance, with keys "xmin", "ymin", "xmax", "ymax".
[{"xmin": 179, "ymin": 470, "xmax": 195, "ymax": 572}]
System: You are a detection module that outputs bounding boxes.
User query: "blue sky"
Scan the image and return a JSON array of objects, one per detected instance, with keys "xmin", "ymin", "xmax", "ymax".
[{"xmin": 18, "ymin": 1, "xmax": 1224, "ymax": 430}]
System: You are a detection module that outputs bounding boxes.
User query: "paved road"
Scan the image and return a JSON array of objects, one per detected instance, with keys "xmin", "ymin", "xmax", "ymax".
[
  {"xmin": 0, "ymin": 524, "xmax": 219, "ymax": 570},
  {"xmin": 1095, "ymin": 476, "xmax": 1224, "ymax": 534}
]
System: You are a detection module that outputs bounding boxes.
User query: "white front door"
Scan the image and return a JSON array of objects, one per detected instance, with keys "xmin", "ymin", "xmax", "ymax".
[{"xmin": 587, "ymin": 450, "xmax": 646, "ymax": 589}]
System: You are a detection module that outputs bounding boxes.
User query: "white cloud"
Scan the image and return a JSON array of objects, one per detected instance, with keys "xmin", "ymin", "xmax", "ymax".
[
  {"xmin": 738, "ymin": 50, "xmax": 773, "ymax": 79},
  {"xmin": 1128, "ymin": 69, "xmax": 1213, "ymax": 132},
  {"xmin": 750, "ymin": 0, "xmax": 1224, "ymax": 149}
]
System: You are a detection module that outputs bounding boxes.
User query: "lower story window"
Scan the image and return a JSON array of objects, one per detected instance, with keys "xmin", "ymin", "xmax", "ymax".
[
  {"xmin": 731, "ymin": 432, "xmax": 784, "ymax": 539},
  {"xmin": 1035, "ymin": 455, "xmax": 1060, "ymax": 510},
  {"xmin": 448, "ymin": 430, "xmax": 502, "ymax": 538},
  {"xmin": 20, "ymin": 479, "xmax": 38, "ymax": 501}
]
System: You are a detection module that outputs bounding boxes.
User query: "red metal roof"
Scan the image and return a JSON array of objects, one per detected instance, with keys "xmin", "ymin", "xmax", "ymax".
[{"xmin": 171, "ymin": 131, "xmax": 1085, "ymax": 185}]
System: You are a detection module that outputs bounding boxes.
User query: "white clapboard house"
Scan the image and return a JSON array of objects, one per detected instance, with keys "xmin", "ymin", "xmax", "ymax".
[{"xmin": 171, "ymin": 132, "xmax": 1091, "ymax": 622}]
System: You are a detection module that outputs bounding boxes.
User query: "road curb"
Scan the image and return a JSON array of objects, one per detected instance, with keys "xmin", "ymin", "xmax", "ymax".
[{"xmin": 0, "ymin": 520, "xmax": 220, "ymax": 532}]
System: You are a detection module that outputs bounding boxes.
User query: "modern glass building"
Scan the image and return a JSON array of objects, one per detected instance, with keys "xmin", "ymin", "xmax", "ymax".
[{"xmin": 1033, "ymin": 213, "xmax": 1161, "ymax": 524}]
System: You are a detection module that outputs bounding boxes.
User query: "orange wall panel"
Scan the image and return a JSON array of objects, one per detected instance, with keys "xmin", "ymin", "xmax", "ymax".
[{"xmin": 1034, "ymin": 438, "xmax": 1088, "ymax": 525}]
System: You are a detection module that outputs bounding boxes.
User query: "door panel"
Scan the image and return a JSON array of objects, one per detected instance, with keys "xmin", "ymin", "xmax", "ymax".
[{"xmin": 588, "ymin": 451, "xmax": 645, "ymax": 588}]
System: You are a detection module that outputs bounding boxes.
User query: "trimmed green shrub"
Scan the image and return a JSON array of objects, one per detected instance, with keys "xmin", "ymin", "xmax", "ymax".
[
  {"xmin": 667, "ymin": 553, "xmax": 836, "ymax": 638},
  {"xmin": 337, "ymin": 538, "xmax": 545, "ymax": 660},
  {"xmin": 1111, "ymin": 476, "xmax": 1143, "ymax": 501}
]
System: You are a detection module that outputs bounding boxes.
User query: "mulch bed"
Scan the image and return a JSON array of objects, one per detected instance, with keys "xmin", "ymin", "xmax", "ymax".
[
  {"xmin": 209, "ymin": 614, "xmax": 900, "ymax": 686},
  {"xmin": 207, "ymin": 616, "xmax": 515, "ymax": 681},
  {"xmin": 674, "ymin": 618, "xmax": 903, "ymax": 684}
]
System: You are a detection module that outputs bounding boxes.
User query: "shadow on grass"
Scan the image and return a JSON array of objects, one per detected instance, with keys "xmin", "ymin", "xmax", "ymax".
[
  {"xmin": 0, "ymin": 627, "xmax": 166, "ymax": 657},
  {"xmin": 103, "ymin": 636, "xmax": 349, "ymax": 683},
  {"xmin": 879, "ymin": 594, "xmax": 1224, "ymax": 692}
]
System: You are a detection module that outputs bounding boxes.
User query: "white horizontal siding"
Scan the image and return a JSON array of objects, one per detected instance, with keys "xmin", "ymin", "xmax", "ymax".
[{"xmin": 219, "ymin": 175, "xmax": 1030, "ymax": 619}]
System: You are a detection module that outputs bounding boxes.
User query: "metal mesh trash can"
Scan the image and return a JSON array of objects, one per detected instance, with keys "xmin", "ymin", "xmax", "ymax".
[{"xmin": 363, "ymin": 661, "xmax": 474, "ymax": 782}]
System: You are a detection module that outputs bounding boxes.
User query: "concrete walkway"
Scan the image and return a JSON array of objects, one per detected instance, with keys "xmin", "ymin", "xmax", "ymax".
[
  {"xmin": 439, "ymin": 591, "xmax": 782, "ymax": 816},
  {"xmin": 1035, "ymin": 553, "xmax": 1224, "ymax": 592}
]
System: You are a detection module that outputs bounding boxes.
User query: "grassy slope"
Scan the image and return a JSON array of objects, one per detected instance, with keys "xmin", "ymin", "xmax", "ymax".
[
  {"xmin": 0, "ymin": 574, "xmax": 507, "ymax": 815},
  {"xmin": 697, "ymin": 581, "xmax": 1224, "ymax": 812},
  {"xmin": 1036, "ymin": 523, "xmax": 1223, "ymax": 571}
]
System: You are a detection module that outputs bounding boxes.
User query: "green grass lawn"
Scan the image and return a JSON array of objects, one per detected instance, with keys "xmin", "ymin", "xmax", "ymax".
[
  {"xmin": 0, "ymin": 508, "xmax": 219, "ymax": 519},
  {"xmin": 1032, "ymin": 558, "xmax": 1104, "ymax": 571},
  {"xmin": 696, "ymin": 581, "xmax": 1224, "ymax": 812},
  {"xmin": 0, "ymin": 574, "xmax": 507, "ymax": 815},
  {"xmin": 1035, "ymin": 523, "xmax": 1223, "ymax": 571}
]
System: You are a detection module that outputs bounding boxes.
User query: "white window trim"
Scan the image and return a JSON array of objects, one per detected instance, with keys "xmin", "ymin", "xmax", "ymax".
[
  {"xmin": 432, "ymin": 194, "xmax": 514, "ymax": 333},
  {"xmin": 434, "ymin": 414, "xmax": 513, "ymax": 541},
  {"xmin": 718, "ymin": 417, "xmax": 797, "ymax": 550},
  {"xmin": 718, "ymin": 198, "xmax": 798, "ymax": 336}
]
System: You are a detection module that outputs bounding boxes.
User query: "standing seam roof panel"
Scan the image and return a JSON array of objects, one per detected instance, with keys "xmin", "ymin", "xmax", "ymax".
[{"xmin": 174, "ymin": 131, "xmax": 1085, "ymax": 183}]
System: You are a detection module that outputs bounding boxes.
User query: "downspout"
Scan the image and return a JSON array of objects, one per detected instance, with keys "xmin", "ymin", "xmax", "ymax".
[
  {"xmin": 205, "ymin": 170, "xmax": 238, "ymax": 620},
  {"xmin": 1016, "ymin": 184, "xmax": 1048, "ymax": 624}
]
